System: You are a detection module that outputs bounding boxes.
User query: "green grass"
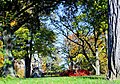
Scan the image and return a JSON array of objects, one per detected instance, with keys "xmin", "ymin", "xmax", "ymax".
[{"xmin": 0, "ymin": 76, "xmax": 120, "ymax": 84}]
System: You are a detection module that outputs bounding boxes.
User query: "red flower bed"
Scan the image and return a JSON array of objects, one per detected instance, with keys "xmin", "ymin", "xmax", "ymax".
[
  {"xmin": 74, "ymin": 69, "xmax": 90, "ymax": 76},
  {"xmin": 60, "ymin": 69, "xmax": 90, "ymax": 77}
]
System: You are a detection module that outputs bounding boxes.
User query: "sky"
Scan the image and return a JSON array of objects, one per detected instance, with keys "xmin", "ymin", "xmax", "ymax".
[{"xmin": 41, "ymin": 4, "xmax": 69, "ymax": 69}]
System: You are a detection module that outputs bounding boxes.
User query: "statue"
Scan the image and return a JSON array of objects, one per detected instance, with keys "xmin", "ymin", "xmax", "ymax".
[{"xmin": 2, "ymin": 30, "xmax": 15, "ymax": 77}]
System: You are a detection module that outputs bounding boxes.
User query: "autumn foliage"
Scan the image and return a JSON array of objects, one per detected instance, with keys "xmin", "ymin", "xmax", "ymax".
[{"xmin": 60, "ymin": 69, "xmax": 90, "ymax": 77}]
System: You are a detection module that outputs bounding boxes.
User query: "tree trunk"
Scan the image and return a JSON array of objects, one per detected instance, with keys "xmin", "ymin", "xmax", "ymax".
[
  {"xmin": 95, "ymin": 50, "xmax": 100, "ymax": 75},
  {"xmin": 25, "ymin": 55, "xmax": 31, "ymax": 78},
  {"xmin": 69, "ymin": 57, "xmax": 73, "ymax": 70},
  {"xmin": 108, "ymin": 0, "xmax": 120, "ymax": 80},
  {"xmin": 25, "ymin": 31, "xmax": 33, "ymax": 78}
]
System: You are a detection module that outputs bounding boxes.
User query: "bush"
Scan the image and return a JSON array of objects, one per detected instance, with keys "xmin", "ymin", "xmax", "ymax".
[
  {"xmin": 60, "ymin": 70, "xmax": 75, "ymax": 76},
  {"xmin": 60, "ymin": 69, "xmax": 90, "ymax": 77}
]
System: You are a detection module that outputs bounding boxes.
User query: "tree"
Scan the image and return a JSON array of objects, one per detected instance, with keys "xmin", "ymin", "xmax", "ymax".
[
  {"xmin": 75, "ymin": 0, "xmax": 108, "ymax": 75},
  {"xmin": 64, "ymin": 34, "xmax": 79, "ymax": 70},
  {"xmin": 107, "ymin": 0, "xmax": 120, "ymax": 80},
  {"xmin": 0, "ymin": 0, "xmax": 77, "ymax": 77},
  {"xmin": 33, "ymin": 26, "xmax": 56, "ymax": 57},
  {"xmin": 12, "ymin": 23, "xmax": 56, "ymax": 77},
  {"xmin": 50, "ymin": 1, "xmax": 108, "ymax": 75}
]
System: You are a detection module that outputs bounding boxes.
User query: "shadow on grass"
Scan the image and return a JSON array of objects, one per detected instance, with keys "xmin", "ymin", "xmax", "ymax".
[
  {"xmin": 8, "ymin": 75, "xmax": 107, "ymax": 81},
  {"xmin": 40, "ymin": 75, "xmax": 106, "ymax": 80},
  {"xmin": 76, "ymin": 75, "xmax": 106, "ymax": 80}
]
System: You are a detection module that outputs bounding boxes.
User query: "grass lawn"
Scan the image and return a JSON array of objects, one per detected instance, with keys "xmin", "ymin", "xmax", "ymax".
[{"xmin": 0, "ymin": 76, "xmax": 120, "ymax": 84}]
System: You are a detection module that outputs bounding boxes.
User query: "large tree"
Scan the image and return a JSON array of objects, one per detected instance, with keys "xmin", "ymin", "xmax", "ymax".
[
  {"xmin": 0, "ymin": 0, "xmax": 60, "ymax": 77},
  {"xmin": 76, "ymin": 0, "xmax": 108, "ymax": 75},
  {"xmin": 49, "ymin": 0, "xmax": 108, "ymax": 75},
  {"xmin": 107, "ymin": 0, "xmax": 120, "ymax": 80},
  {"xmin": 0, "ymin": 0, "xmax": 77, "ymax": 77}
]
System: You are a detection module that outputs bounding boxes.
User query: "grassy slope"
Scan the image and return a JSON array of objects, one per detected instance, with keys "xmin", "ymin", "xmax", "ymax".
[{"xmin": 0, "ymin": 76, "xmax": 120, "ymax": 84}]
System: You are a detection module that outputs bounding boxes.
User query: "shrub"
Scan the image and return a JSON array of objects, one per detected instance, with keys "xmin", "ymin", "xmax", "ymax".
[
  {"xmin": 60, "ymin": 70, "xmax": 75, "ymax": 76},
  {"xmin": 60, "ymin": 69, "xmax": 90, "ymax": 77}
]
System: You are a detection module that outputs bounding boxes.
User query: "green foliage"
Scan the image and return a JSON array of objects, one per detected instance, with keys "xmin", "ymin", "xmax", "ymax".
[
  {"xmin": 75, "ymin": 0, "xmax": 108, "ymax": 33},
  {"xmin": 14, "ymin": 27, "xmax": 29, "ymax": 40},
  {"xmin": 4, "ymin": 59, "xmax": 12, "ymax": 65},
  {"xmin": 0, "ymin": 0, "xmax": 75, "ymax": 34},
  {"xmin": 12, "ymin": 27, "xmax": 29, "ymax": 59},
  {"xmin": 33, "ymin": 27, "xmax": 56, "ymax": 56}
]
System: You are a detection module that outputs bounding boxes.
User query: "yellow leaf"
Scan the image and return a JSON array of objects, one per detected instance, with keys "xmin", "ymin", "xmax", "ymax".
[
  {"xmin": 10, "ymin": 20, "xmax": 17, "ymax": 27},
  {"xmin": 72, "ymin": 58, "xmax": 77, "ymax": 61},
  {"xmin": 77, "ymin": 54, "xmax": 83, "ymax": 58}
]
